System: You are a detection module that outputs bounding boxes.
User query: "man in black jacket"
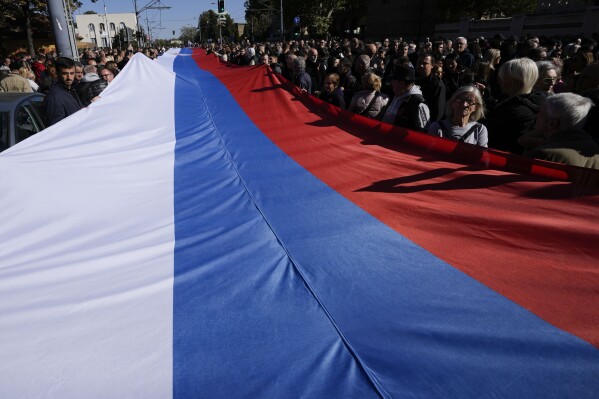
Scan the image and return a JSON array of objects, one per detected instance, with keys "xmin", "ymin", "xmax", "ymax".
[
  {"xmin": 44, "ymin": 57, "xmax": 83, "ymax": 126},
  {"xmin": 416, "ymin": 53, "xmax": 446, "ymax": 122}
]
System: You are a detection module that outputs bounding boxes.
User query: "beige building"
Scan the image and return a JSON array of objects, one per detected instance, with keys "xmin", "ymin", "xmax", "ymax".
[{"xmin": 75, "ymin": 13, "xmax": 138, "ymax": 47}]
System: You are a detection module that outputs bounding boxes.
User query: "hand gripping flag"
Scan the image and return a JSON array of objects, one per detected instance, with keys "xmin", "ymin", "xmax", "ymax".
[{"xmin": 1, "ymin": 48, "xmax": 598, "ymax": 398}]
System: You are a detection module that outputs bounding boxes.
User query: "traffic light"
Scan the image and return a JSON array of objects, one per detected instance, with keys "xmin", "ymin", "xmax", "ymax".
[{"xmin": 217, "ymin": 0, "xmax": 225, "ymax": 14}]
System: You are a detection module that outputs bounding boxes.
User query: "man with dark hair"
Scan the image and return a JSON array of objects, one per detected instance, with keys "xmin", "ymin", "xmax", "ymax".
[
  {"xmin": 44, "ymin": 57, "xmax": 83, "ymax": 126},
  {"xmin": 416, "ymin": 53, "xmax": 446, "ymax": 122},
  {"xmin": 117, "ymin": 50, "xmax": 134, "ymax": 70}
]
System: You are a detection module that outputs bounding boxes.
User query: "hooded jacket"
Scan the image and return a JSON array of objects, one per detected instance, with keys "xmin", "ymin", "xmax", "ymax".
[{"xmin": 381, "ymin": 84, "xmax": 430, "ymax": 131}]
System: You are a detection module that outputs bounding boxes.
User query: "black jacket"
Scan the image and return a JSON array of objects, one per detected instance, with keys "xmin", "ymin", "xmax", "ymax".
[
  {"xmin": 416, "ymin": 74, "xmax": 446, "ymax": 122},
  {"xmin": 486, "ymin": 91, "xmax": 546, "ymax": 154},
  {"xmin": 44, "ymin": 82, "xmax": 83, "ymax": 126}
]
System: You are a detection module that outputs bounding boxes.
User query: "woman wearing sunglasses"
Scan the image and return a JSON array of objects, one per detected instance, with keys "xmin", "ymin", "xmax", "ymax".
[{"xmin": 534, "ymin": 61, "xmax": 560, "ymax": 96}]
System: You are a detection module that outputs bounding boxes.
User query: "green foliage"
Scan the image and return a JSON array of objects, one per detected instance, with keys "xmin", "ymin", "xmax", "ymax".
[
  {"xmin": 244, "ymin": 0, "xmax": 277, "ymax": 39},
  {"xmin": 179, "ymin": 26, "xmax": 197, "ymax": 43},
  {"xmin": 244, "ymin": 0, "xmax": 362, "ymax": 39},
  {"xmin": 198, "ymin": 10, "xmax": 236, "ymax": 43},
  {"xmin": 1, "ymin": 0, "xmax": 89, "ymax": 54}
]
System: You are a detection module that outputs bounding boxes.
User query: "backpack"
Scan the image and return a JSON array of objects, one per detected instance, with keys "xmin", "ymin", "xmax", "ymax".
[{"xmin": 394, "ymin": 93, "xmax": 426, "ymax": 130}]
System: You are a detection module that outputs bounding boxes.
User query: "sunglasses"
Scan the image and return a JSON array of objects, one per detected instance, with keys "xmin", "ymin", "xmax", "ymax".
[{"xmin": 455, "ymin": 97, "xmax": 478, "ymax": 106}]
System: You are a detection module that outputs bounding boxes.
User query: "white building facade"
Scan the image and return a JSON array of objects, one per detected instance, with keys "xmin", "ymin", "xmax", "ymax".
[{"xmin": 75, "ymin": 13, "xmax": 138, "ymax": 48}]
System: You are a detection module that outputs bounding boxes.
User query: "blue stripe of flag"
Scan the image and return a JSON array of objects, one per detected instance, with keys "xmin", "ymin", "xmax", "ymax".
[{"xmin": 172, "ymin": 51, "xmax": 599, "ymax": 398}]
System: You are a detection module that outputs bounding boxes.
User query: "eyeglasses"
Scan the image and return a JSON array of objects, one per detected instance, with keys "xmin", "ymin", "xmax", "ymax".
[
  {"xmin": 455, "ymin": 97, "xmax": 478, "ymax": 106},
  {"xmin": 543, "ymin": 77, "xmax": 558, "ymax": 84}
]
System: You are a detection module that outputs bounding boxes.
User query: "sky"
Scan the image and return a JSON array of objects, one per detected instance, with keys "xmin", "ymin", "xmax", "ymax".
[{"xmin": 77, "ymin": 0, "xmax": 247, "ymax": 40}]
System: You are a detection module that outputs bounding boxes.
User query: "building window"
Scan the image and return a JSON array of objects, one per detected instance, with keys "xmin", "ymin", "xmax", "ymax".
[
  {"xmin": 99, "ymin": 23, "xmax": 106, "ymax": 33},
  {"xmin": 110, "ymin": 22, "xmax": 116, "ymax": 33},
  {"xmin": 88, "ymin": 23, "xmax": 96, "ymax": 40}
]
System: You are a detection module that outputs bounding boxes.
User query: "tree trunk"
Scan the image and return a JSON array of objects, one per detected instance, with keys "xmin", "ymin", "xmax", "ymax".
[{"xmin": 23, "ymin": 1, "xmax": 35, "ymax": 56}]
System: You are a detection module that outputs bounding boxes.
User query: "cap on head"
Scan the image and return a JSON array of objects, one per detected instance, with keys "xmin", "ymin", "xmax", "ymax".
[{"xmin": 392, "ymin": 65, "xmax": 415, "ymax": 82}]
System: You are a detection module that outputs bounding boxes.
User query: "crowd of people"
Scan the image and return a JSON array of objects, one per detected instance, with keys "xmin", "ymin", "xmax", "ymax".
[
  {"xmin": 0, "ymin": 47, "xmax": 164, "ymax": 126},
  {"xmin": 2, "ymin": 34, "xmax": 598, "ymax": 170},
  {"xmin": 210, "ymin": 34, "xmax": 599, "ymax": 169}
]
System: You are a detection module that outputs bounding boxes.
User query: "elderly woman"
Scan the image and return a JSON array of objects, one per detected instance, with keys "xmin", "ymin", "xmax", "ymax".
[
  {"xmin": 485, "ymin": 58, "xmax": 546, "ymax": 153},
  {"xmin": 524, "ymin": 93, "xmax": 599, "ymax": 169},
  {"xmin": 428, "ymin": 85, "xmax": 488, "ymax": 147},
  {"xmin": 534, "ymin": 61, "xmax": 560, "ymax": 96},
  {"xmin": 348, "ymin": 73, "xmax": 389, "ymax": 118}
]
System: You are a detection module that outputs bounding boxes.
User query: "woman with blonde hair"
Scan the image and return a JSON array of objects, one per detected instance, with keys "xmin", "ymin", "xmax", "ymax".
[
  {"xmin": 18, "ymin": 66, "xmax": 38, "ymax": 92},
  {"xmin": 484, "ymin": 48, "xmax": 502, "ymax": 102},
  {"xmin": 348, "ymin": 73, "xmax": 389, "ymax": 118},
  {"xmin": 484, "ymin": 48, "xmax": 501, "ymax": 70},
  {"xmin": 428, "ymin": 85, "xmax": 488, "ymax": 147}
]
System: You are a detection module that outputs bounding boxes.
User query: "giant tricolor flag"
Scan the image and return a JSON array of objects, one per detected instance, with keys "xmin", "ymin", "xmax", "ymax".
[{"xmin": 1, "ymin": 48, "xmax": 598, "ymax": 398}]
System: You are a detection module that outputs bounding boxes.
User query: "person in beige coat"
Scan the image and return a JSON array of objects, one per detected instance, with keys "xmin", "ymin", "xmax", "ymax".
[
  {"xmin": 0, "ymin": 62, "xmax": 33, "ymax": 93},
  {"xmin": 524, "ymin": 93, "xmax": 599, "ymax": 169},
  {"xmin": 348, "ymin": 73, "xmax": 388, "ymax": 119}
]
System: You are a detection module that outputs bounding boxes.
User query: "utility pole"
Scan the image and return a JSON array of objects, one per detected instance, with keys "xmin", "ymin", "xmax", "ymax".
[
  {"xmin": 47, "ymin": 0, "xmax": 79, "ymax": 59},
  {"xmin": 213, "ymin": 2, "xmax": 224, "ymax": 44},
  {"xmin": 133, "ymin": 0, "xmax": 171, "ymax": 48},
  {"xmin": 146, "ymin": 15, "xmax": 151, "ymax": 45},
  {"xmin": 280, "ymin": 0, "xmax": 284, "ymax": 42},
  {"xmin": 197, "ymin": 16, "xmax": 201, "ymax": 43}
]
